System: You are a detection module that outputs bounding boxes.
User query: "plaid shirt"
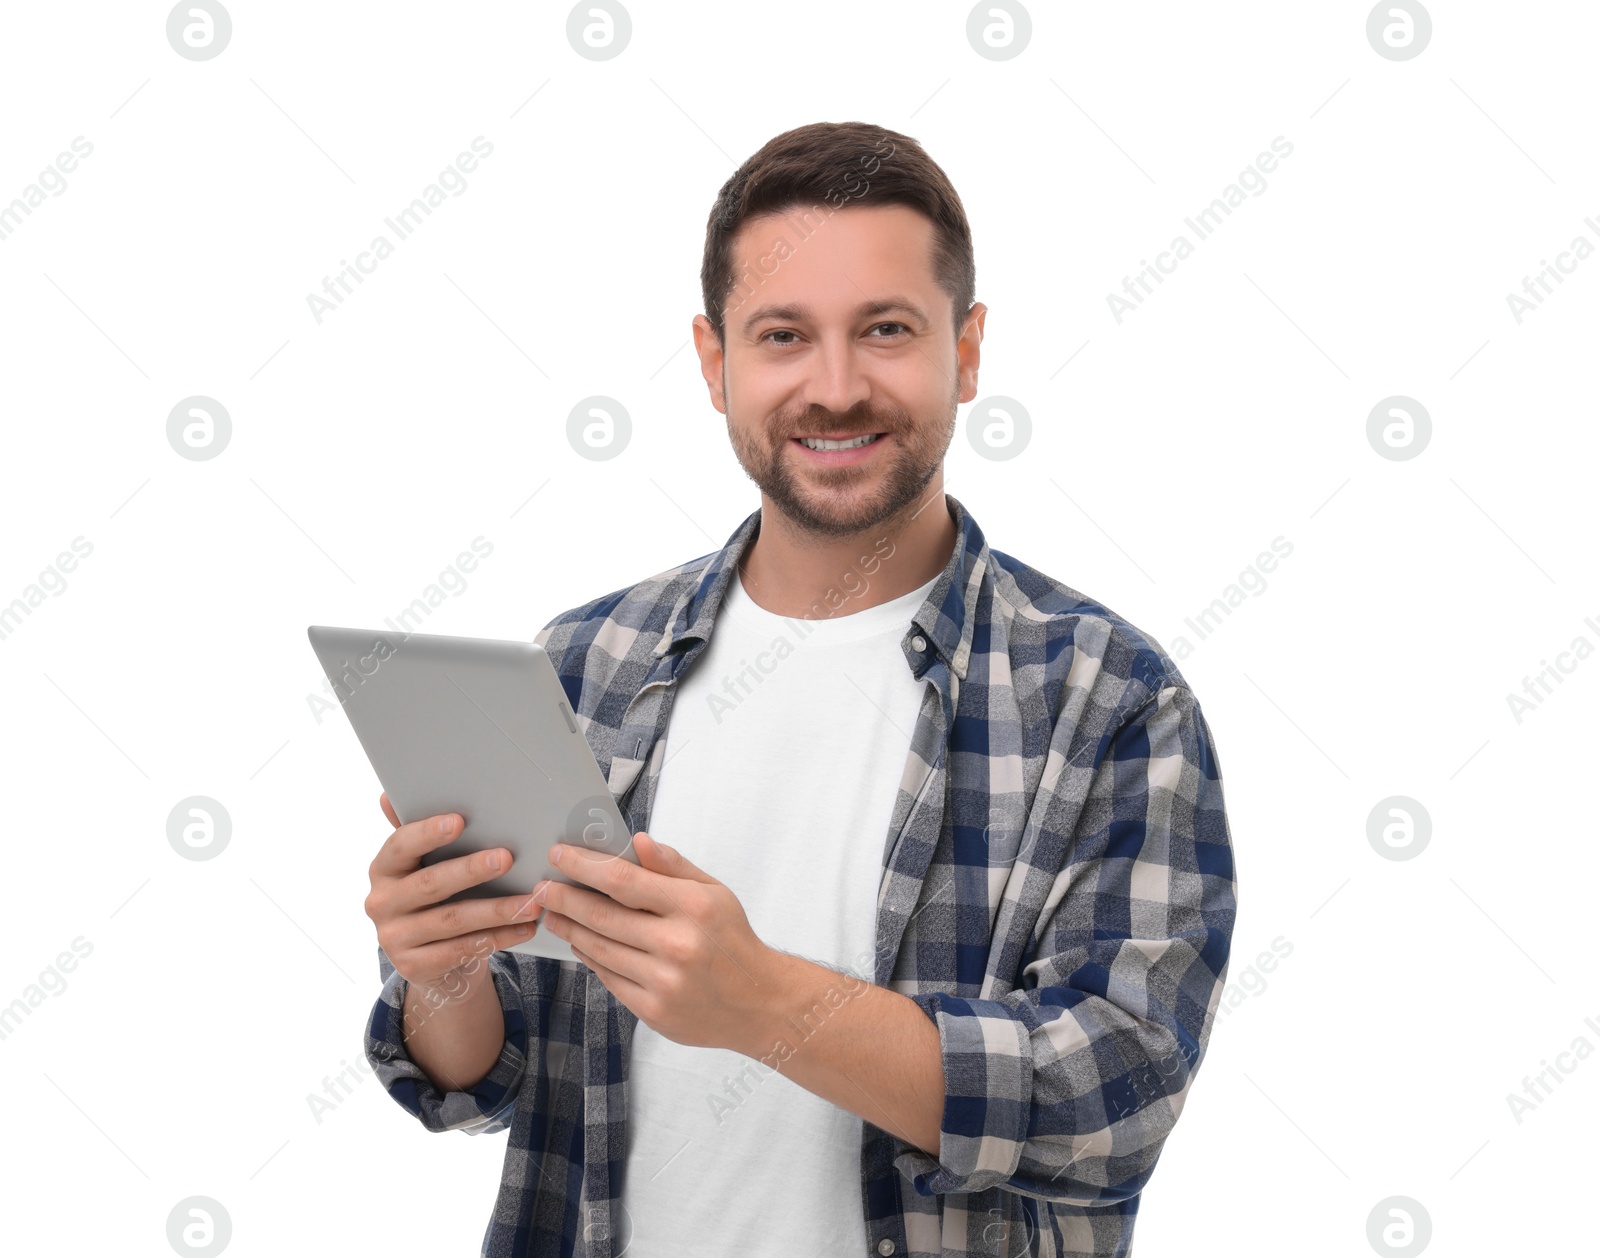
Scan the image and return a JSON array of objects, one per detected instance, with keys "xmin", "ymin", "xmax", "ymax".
[{"xmin": 365, "ymin": 492, "xmax": 1237, "ymax": 1258}]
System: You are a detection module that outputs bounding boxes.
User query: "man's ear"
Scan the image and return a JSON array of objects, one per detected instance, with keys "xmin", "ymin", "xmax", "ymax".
[
  {"xmin": 956, "ymin": 301, "xmax": 987, "ymax": 404},
  {"xmin": 691, "ymin": 314, "xmax": 728, "ymax": 414}
]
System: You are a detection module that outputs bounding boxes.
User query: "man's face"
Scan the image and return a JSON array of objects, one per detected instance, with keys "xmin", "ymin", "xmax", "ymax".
[{"xmin": 693, "ymin": 203, "xmax": 983, "ymax": 540}]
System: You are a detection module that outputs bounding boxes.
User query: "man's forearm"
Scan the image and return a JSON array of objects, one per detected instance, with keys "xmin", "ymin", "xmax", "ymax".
[
  {"xmin": 739, "ymin": 949, "xmax": 946, "ymax": 1157},
  {"xmin": 401, "ymin": 965, "xmax": 505, "ymax": 1094}
]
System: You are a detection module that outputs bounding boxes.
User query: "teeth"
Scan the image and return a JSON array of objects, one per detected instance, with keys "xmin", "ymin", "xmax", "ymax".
[{"xmin": 799, "ymin": 433, "xmax": 880, "ymax": 451}]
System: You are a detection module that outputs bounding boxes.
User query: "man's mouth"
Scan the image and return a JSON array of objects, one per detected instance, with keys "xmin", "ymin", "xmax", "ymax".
[{"xmin": 793, "ymin": 433, "xmax": 884, "ymax": 451}]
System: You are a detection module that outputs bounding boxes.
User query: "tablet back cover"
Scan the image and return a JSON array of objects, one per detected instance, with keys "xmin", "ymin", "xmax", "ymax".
[{"xmin": 308, "ymin": 624, "xmax": 635, "ymax": 962}]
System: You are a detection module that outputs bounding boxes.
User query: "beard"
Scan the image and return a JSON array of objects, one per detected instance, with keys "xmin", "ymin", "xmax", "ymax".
[{"xmin": 725, "ymin": 385, "xmax": 959, "ymax": 541}]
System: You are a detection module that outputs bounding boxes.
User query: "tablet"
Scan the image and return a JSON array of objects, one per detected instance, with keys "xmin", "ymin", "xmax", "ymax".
[{"xmin": 307, "ymin": 624, "xmax": 638, "ymax": 963}]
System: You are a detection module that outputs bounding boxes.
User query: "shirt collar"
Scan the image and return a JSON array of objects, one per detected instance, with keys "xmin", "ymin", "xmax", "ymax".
[{"xmin": 650, "ymin": 491, "xmax": 988, "ymax": 683}]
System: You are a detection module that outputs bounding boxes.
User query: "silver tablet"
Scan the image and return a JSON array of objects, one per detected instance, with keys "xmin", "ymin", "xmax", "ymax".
[{"xmin": 307, "ymin": 624, "xmax": 637, "ymax": 963}]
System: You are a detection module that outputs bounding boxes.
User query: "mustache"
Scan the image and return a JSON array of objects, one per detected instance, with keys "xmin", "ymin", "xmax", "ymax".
[{"xmin": 782, "ymin": 418, "xmax": 896, "ymax": 439}]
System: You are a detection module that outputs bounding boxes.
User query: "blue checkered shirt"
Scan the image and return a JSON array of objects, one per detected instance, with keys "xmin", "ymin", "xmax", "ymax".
[{"xmin": 366, "ymin": 492, "xmax": 1237, "ymax": 1257}]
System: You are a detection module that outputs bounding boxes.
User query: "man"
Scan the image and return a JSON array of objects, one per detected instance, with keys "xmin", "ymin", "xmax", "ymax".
[{"xmin": 362, "ymin": 120, "xmax": 1237, "ymax": 1258}]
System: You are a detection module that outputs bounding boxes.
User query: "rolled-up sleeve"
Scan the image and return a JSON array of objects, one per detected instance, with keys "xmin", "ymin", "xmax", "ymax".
[
  {"xmin": 900, "ymin": 681, "xmax": 1236, "ymax": 1203},
  {"xmin": 364, "ymin": 945, "xmax": 529, "ymax": 1136}
]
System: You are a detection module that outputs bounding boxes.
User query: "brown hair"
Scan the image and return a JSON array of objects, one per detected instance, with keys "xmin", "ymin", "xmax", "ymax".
[{"xmin": 700, "ymin": 121, "xmax": 976, "ymax": 347}]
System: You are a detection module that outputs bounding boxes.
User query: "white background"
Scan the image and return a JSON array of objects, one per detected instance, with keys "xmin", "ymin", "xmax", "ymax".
[{"xmin": 1, "ymin": 1, "xmax": 1594, "ymax": 1254}]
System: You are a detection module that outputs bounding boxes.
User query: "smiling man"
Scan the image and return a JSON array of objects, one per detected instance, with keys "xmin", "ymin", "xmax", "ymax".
[{"xmin": 363, "ymin": 121, "xmax": 1237, "ymax": 1258}]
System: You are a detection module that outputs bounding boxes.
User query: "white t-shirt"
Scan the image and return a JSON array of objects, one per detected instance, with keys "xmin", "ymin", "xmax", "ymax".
[{"xmin": 620, "ymin": 564, "xmax": 939, "ymax": 1254}]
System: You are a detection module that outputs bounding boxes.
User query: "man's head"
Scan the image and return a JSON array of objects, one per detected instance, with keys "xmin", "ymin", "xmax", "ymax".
[{"xmin": 692, "ymin": 122, "xmax": 986, "ymax": 540}]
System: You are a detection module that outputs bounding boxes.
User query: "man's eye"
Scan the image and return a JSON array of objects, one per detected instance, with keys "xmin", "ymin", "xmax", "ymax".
[{"xmin": 760, "ymin": 323, "xmax": 906, "ymax": 345}]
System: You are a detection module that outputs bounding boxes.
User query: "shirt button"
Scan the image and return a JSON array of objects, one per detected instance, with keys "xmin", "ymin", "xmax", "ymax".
[
  {"xmin": 877, "ymin": 1241, "xmax": 896, "ymax": 1256},
  {"xmin": 910, "ymin": 634, "xmax": 927, "ymax": 653}
]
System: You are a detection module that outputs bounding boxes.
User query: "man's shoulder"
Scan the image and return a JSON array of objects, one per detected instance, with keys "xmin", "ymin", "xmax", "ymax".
[
  {"xmin": 986, "ymin": 545, "xmax": 1189, "ymax": 706},
  {"xmin": 532, "ymin": 548, "xmax": 716, "ymax": 682}
]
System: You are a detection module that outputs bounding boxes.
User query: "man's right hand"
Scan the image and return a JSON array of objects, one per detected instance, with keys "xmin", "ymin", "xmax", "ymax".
[{"xmin": 364, "ymin": 791, "xmax": 546, "ymax": 994}]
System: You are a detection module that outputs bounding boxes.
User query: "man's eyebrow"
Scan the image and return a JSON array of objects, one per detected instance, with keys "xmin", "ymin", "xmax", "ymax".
[{"xmin": 739, "ymin": 296, "xmax": 930, "ymax": 336}]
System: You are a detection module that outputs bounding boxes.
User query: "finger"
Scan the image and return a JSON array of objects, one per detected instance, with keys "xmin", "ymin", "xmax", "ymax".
[
  {"xmin": 370, "ymin": 811, "xmax": 466, "ymax": 880},
  {"xmin": 391, "ymin": 884, "xmax": 546, "ymax": 951},
  {"xmin": 379, "ymin": 792, "xmax": 400, "ymax": 829},
  {"xmin": 403, "ymin": 922, "xmax": 541, "ymax": 980},
  {"xmin": 554, "ymin": 842, "xmax": 672, "ymax": 913},
  {"xmin": 536, "ymin": 880, "xmax": 656, "ymax": 952},
  {"xmin": 546, "ymin": 910, "xmax": 652, "ymax": 989},
  {"xmin": 391, "ymin": 845, "xmax": 518, "ymax": 916},
  {"xmin": 568, "ymin": 943, "xmax": 647, "ymax": 1011}
]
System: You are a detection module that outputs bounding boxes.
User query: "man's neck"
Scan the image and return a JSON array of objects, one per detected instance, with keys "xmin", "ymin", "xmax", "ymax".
[{"xmin": 737, "ymin": 482, "xmax": 958, "ymax": 620}]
